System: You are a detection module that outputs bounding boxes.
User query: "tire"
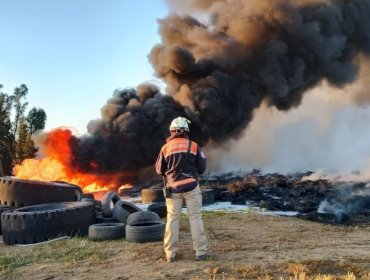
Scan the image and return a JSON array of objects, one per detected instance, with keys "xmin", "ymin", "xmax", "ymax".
[
  {"xmin": 74, "ymin": 187, "xmax": 83, "ymax": 201},
  {"xmin": 126, "ymin": 211, "xmax": 160, "ymax": 226},
  {"xmin": 141, "ymin": 188, "xmax": 165, "ymax": 203},
  {"xmin": 81, "ymin": 193, "xmax": 95, "ymax": 200},
  {"xmin": 1, "ymin": 201, "xmax": 95, "ymax": 245},
  {"xmin": 0, "ymin": 178, "xmax": 82, "ymax": 207},
  {"xmin": 112, "ymin": 201, "xmax": 142, "ymax": 223},
  {"xmin": 95, "ymin": 214, "xmax": 117, "ymax": 224},
  {"xmin": 147, "ymin": 203, "xmax": 167, "ymax": 218},
  {"xmin": 52, "ymin": 181, "xmax": 83, "ymax": 201},
  {"xmin": 0, "ymin": 205, "xmax": 11, "ymax": 234},
  {"xmin": 81, "ymin": 197, "xmax": 95, "ymax": 203},
  {"xmin": 202, "ymin": 189, "xmax": 215, "ymax": 205},
  {"xmin": 94, "ymin": 200, "xmax": 102, "ymax": 211},
  {"xmin": 126, "ymin": 222, "xmax": 165, "ymax": 243},
  {"xmin": 88, "ymin": 223, "xmax": 125, "ymax": 241},
  {"xmin": 101, "ymin": 192, "xmax": 121, "ymax": 217}
]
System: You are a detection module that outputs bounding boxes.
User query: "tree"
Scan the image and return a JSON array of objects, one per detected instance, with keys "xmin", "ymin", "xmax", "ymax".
[
  {"xmin": 0, "ymin": 84, "xmax": 47, "ymax": 175},
  {"xmin": 15, "ymin": 117, "xmax": 36, "ymax": 164},
  {"xmin": 0, "ymin": 85, "xmax": 15, "ymax": 175},
  {"xmin": 10, "ymin": 84, "xmax": 29, "ymax": 138},
  {"xmin": 26, "ymin": 107, "xmax": 47, "ymax": 134}
]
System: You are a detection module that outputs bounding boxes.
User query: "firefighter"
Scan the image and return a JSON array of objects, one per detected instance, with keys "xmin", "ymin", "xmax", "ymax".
[{"xmin": 155, "ymin": 116, "xmax": 212, "ymax": 262}]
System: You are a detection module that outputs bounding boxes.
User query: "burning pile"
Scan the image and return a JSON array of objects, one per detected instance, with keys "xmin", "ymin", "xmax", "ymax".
[
  {"xmin": 14, "ymin": 0, "xmax": 370, "ymax": 192},
  {"xmin": 14, "ymin": 129, "xmax": 132, "ymax": 193}
]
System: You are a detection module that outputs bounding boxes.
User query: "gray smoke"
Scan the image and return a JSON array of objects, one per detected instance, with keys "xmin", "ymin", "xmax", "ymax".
[
  {"xmin": 318, "ymin": 183, "xmax": 370, "ymax": 220},
  {"xmin": 70, "ymin": 0, "xmax": 370, "ymax": 176}
]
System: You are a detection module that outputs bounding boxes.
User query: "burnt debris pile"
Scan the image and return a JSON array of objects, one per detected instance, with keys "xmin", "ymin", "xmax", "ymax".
[
  {"xmin": 202, "ymin": 170, "xmax": 335, "ymax": 212},
  {"xmin": 199, "ymin": 170, "xmax": 370, "ymax": 224}
]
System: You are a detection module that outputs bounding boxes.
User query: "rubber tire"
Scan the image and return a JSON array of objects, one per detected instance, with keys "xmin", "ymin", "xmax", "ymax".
[
  {"xmin": 81, "ymin": 193, "xmax": 95, "ymax": 200},
  {"xmin": 126, "ymin": 221, "xmax": 165, "ymax": 243},
  {"xmin": 88, "ymin": 223, "xmax": 125, "ymax": 241},
  {"xmin": 94, "ymin": 200, "xmax": 102, "ymax": 211},
  {"xmin": 0, "ymin": 178, "xmax": 82, "ymax": 207},
  {"xmin": 202, "ymin": 189, "xmax": 215, "ymax": 206},
  {"xmin": 1, "ymin": 201, "xmax": 95, "ymax": 245},
  {"xmin": 112, "ymin": 201, "xmax": 142, "ymax": 223},
  {"xmin": 81, "ymin": 197, "xmax": 95, "ymax": 203},
  {"xmin": 126, "ymin": 211, "xmax": 160, "ymax": 226},
  {"xmin": 0, "ymin": 205, "xmax": 11, "ymax": 234},
  {"xmin": 51, "ymin": 181, "xmax": 83, "ymax": 201},
  {"xmin": 95, "ymin": 214, "xmax": 117, "ymax": 224},
  {"xmin": 101, "ymin": 192, "xmax": 121, "ymax": 217},
  {"xmin": 141, "ymin": 188, "xmax": 165, "ymax": 203},
  {"xmin": 147, "ymin": 203, "xmax": 167, "ymax": 218}
]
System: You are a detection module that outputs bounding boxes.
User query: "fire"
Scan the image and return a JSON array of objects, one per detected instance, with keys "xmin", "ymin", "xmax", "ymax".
[{"xmin": 14, "ymin": 128, "xmax": 129, "ymax": 194}]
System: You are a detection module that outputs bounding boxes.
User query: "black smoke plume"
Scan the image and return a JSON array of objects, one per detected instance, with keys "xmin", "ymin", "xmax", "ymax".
[{"xmin": 71, "ymin": 0, "xmax": 370, "ymax": 175}]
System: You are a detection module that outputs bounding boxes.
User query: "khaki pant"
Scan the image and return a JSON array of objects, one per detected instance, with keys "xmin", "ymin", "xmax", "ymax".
[{"xmin": 164, "ymin": 185, "xmax": 208, "ymax": 259}]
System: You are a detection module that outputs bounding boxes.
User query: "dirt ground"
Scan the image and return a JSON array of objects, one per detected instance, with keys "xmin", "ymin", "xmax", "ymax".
[{"xmin": 1, "ymin": 211, "xmax": 370, "ymax": 280}]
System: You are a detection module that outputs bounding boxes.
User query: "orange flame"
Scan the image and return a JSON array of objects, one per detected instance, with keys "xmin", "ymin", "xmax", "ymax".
[{"xmin": 14, "ymin": 128, "xmax": 130, "ymax": 194}]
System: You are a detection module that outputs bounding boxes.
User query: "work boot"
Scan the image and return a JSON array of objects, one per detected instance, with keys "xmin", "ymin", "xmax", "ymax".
[{"xmin": 196, "ymin": 251, "xmax": 213, "ymax": 261}]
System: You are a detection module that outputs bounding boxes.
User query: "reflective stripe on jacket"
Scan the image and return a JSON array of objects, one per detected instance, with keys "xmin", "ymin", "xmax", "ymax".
[{"xmin": 155, "ymin": 132, "xmax": 206, "ymax": 193}]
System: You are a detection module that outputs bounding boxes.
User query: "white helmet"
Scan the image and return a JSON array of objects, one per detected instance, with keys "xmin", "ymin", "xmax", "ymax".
[{"xmin": 169, "ymin": 117, "xmax": 191, "ymax": 132}]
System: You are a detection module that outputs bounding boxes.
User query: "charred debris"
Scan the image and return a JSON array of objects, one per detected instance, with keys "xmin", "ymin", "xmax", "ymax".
[{"xmin": 134, "ymin": 169, "xmax": 370, "ymax": 225}]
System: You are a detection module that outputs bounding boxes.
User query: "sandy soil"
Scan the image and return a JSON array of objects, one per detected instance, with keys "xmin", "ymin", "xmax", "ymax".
[{"xmin": 2, "ymin": 212, "xmax": 370, "ymax": 280}]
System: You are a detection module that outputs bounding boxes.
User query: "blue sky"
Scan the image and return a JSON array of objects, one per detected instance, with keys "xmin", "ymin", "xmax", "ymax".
[{"xmin": 0, "ymin": 0, "xmax": 169, "ymax": 134}]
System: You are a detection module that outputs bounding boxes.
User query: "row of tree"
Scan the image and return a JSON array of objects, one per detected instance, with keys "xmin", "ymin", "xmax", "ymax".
[{"xmin": 0, "ymin": 84, "xmax": 47, "ymax": 175}]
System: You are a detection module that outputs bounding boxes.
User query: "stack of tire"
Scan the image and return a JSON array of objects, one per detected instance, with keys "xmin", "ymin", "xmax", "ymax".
[
  {"xmin": 0, "ymin": 179, "xmax": 166, "ymax": 244},
  {"xmin": 0, "ymin": 178, "xmax": 95, "ymax": 244},
  {"xmin": 125, "ymin": 211, "xmax": 165, "ymax": 243},
  {"xmin": 88, "ymin": 191, "xmax": 165, "ymax": 243},
  {"xmin": 88, "ymin": 191, "xmax": 141, "ymax": 241}
]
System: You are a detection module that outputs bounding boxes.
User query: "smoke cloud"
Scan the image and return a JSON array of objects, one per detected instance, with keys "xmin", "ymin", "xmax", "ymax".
[
  {"xmin": 318, "ymin": 183, "xmax": 370, "ymax": 219},
  {"xmin": 70, "ymin": 0, "xmax": 370, "ymax": 175},
  {"xmin": 208, "ymin": 78, "xmax": 370, "ymax": 174}
]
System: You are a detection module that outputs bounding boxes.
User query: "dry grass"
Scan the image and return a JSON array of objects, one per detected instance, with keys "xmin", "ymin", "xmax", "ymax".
[
  {"xmin": 225, "ymin": 260, "xmax": 370, "ymax": 280},
  {"xmin": 0, "ymin": 212, "xmax": 369, "ymax": 280},
  {"xmin": 0, "ymin": 237, "xmax": 118, "ymax": 276}
]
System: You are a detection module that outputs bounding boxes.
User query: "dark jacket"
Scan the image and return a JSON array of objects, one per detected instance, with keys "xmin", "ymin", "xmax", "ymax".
[{"xmin": 155, "ymin": 132, "xmax": 206, "ymax": 193}]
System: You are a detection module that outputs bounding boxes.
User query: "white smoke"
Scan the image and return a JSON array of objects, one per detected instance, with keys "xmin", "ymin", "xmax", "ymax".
[
  {"xmin": 317, "ymin": 183, "xmax": 370, "ymax": 219},
  {"xmin": 208, "ymin": 60, "xmax": 370, "ymax": 176}
]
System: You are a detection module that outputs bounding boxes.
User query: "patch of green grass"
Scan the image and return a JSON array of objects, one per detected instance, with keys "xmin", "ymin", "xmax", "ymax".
[
  {"xmin": 0, "ymin": 237, "xmax": 119, "ymax": 276},
  {"xmin": 40, "ymin": 237, "xmax": 116, "ymax": 265},
  {"xmin": 0, "ymin": 254, "xmax": 29, "ymax": 274}
]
